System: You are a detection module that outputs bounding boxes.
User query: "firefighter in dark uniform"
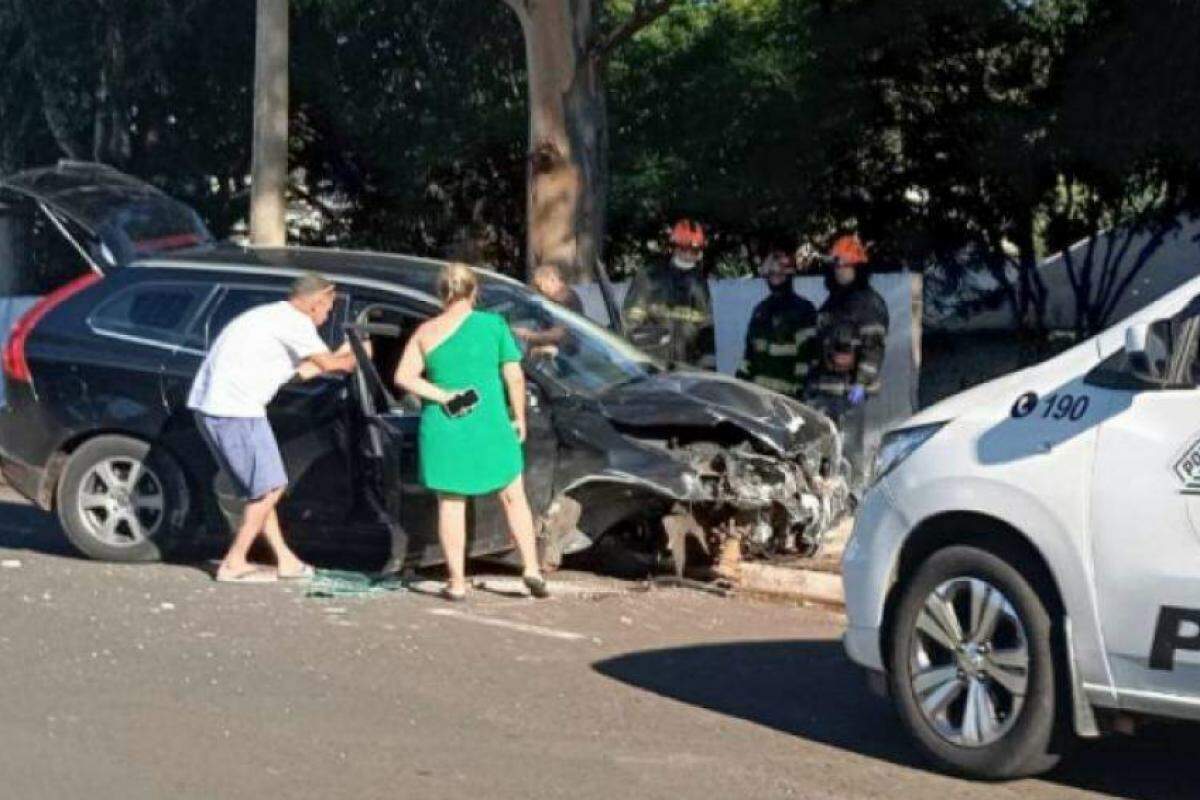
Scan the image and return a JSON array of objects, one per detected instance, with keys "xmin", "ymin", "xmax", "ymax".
[
  {"xmin": 622, "ymin": 219, "xmax": 716, "ymax": 368},
  {"xmin": 736, "ymin": 245, "xmax": 817, "ymax": 397},
  {"xmin": 804, "ymin": 234, "xmax": 889, "ymax": 486}
]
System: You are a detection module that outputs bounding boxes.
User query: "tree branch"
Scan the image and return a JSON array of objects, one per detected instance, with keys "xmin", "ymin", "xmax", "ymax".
[{"xmin": 593, "ymin": 0, "xmax": 679, "ymax": 60}]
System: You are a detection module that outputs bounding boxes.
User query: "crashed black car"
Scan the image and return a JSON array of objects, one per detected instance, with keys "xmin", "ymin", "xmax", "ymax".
[{"xmin": 0, "ymin": 165, "xmax": 849, "ymax": 571}]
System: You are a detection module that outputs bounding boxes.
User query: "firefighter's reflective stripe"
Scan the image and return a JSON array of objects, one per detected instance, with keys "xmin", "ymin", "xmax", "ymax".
[
  {"xmin": 767, "ymin": 342, "xmax": 800, "ymax": 357},
  {"xmin": 794, "ymin": 361, "xmax": 811, "ymax": 377},
  {"xmin": 753, "ymin": 338, "xmax": 769, "ymax": 353},
  {"xmin": 754, "ymin": 375, "xmax": 801, "ymax": 394},
  {"xmin": 860, "ymin": 323, "xmax": 887, "ymax": 337},
  {"xmin": 632, "ymin": 302, "xmax": 712, "ymax": 325},
  {"xmin": 811, "ymin": 377, "xmax": 850, "ymax": 394}
]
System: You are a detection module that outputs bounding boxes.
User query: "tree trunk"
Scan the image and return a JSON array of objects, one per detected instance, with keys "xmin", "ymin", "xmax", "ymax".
[
  {"xmin": 92, "ymin": 9, "xmax": 131, "ymax": 166},
  {"xmin": 250, "ymin": 0, "xmax": 288, "ymax": 247},
  {"xmin": 505, "ymin": 0, "xmax": 606, "ymax": 282}
]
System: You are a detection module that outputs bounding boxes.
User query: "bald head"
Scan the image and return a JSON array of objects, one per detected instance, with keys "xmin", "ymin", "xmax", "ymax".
[
  {"xmin": 290, "ymin": 272, "xmax": 334, "ymax": 299},
  {"xmin": 289, "ymin": 272, "xmax": 336, "ymax": 326}
]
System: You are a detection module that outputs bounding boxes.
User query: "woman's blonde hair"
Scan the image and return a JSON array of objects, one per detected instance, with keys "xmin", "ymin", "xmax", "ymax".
[{"xmin": 438, "ymin": 262, "xmax": 478, "ymax": 305}]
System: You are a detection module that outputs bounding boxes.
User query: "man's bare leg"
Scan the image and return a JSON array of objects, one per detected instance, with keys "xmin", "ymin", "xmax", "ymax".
[
  {"xmin": 260, "ymin": 506, "xmax": 308, "ymax": 575},
  {"xmin": 218, "ymin": 487, "xmax": 284, "ymax": 577}
]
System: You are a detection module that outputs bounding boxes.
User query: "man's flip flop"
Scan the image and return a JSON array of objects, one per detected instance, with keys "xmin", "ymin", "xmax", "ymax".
[
  {"xmin": 278, "ymin": 564, "xmax": 316, "ymax": 581},
  {"xmin": 215, "ymin": 566, "xmax": 278, "ymax": 584}
]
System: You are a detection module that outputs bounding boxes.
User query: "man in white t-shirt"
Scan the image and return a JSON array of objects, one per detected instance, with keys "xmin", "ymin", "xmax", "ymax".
[{"xmin": 188, "ymin": 272, "xmax": 358, "ymax": 583}]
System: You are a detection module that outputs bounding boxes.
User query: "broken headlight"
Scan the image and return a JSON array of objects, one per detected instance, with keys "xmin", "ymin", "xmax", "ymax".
[{"xmin": 871, "ymin": 422, "xmax": 946, "ymax": 485}]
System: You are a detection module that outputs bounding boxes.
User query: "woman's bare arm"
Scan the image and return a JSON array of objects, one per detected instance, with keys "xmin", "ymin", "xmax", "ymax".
[
  {"xmin": 394, "ymin": 332, "xmax": 454, "ymax": 405},
  {"xmin": 501, "ymin": 361, "xmax": 527, "ymax": 442}
]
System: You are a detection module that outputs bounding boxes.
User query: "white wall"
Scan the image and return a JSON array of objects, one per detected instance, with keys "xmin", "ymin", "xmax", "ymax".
[{"xmin": 933, "ymin": 215, "xmax": 1200, "ymax": 332}]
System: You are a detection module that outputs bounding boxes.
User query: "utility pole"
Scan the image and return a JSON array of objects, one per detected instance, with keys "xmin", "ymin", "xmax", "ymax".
[{"xmin": 250, "ymin": 0, "xmax": 288, "ymax": 246}]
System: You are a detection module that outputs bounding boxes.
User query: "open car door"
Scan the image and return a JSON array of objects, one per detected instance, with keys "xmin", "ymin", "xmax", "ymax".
[{"xmin": 346, "ymin": 327, "xmax": 418, "ymax": 575}]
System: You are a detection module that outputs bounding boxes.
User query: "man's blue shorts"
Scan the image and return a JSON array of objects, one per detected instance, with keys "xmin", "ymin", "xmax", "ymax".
[{"xmin": 195, "ymin": 412, "xmax": 288, "ymax": 501}]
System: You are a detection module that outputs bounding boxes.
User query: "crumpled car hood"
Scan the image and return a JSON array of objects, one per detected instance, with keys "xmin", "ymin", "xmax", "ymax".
[{"xmin": 596, "ymin": 370, "xmax": 833, "ymax": 456}]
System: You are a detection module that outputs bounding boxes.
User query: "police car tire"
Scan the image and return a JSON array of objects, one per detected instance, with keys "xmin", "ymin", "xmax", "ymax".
[
  {"xmin": 57, "ymin": 435, "xmax": 189, "ymax": 563},
  {"xmin": 887, "ymin": 545, "xmax": 1062, "ymax": 780}
]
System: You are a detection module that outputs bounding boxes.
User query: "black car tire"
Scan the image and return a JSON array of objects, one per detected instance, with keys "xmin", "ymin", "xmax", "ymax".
[
  {"xmin": 887, "ymin": 544, "xmax": 1063, "ymax": 779},
  {"xmin": 56, "ymin": 435, "xmax": 190, "ymax": 562}
]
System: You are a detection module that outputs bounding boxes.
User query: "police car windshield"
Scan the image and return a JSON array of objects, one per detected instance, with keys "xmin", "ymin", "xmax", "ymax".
[{"xmin": 480, "ymin": 283, "xmax": 657, "ymax": 396}]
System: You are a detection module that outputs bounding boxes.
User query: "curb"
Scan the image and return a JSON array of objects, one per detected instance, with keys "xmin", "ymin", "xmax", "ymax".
[
  {"xmin": 733, "ymin": 518, "xmax": 851, "ymax": 610},
  {"xmin": 737, "ymin": 562, "xmax": 845, "ymax": 610}
]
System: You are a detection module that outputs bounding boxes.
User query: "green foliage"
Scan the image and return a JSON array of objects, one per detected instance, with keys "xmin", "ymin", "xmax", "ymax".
[{"xmin": 1, "ymin": 0, "xmax": 1197, "ymax": 316}]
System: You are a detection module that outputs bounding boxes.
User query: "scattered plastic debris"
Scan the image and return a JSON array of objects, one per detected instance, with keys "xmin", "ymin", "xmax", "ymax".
[
  {"xmin": 160, "ymin": 602, "xmax": 176, "ymax": 611},
  {"xmin": 1, "ymin": 559, "xmax": 21, "ymax": 569}
]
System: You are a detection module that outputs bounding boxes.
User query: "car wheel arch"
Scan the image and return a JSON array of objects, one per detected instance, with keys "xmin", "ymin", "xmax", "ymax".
[
  {"xmin": 45, "ymin": 429, "xmax": 194, "ymax": 513},
  {"xmin": 880, "ymin": 511, "xmax": 1067, "ymax": 684}
]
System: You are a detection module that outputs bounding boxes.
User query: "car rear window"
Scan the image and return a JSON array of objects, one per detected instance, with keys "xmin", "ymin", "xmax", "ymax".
[{"xmin": 90, "ymin": 282, "xmax": 212, "ymax": 343}]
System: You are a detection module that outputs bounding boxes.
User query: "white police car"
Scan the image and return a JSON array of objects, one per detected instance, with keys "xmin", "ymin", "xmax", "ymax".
[{"xmin": 843, "ymin": 277, "xmax": 1200, "ymax": 778}]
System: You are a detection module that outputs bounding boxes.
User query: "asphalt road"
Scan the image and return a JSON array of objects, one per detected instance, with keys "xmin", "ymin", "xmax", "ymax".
[{"xmin": 0, "ymin": 489, "xmax": 1196, "ymax": 800}]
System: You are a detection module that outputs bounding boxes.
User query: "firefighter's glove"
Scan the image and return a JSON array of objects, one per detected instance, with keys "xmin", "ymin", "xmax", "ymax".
[{"xmin": 847, "ymin": 384, "xmax": 867, "ymax": 406}]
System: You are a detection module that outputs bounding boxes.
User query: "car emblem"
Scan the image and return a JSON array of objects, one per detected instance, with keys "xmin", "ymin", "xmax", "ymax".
[
  {"xmin": 1173, "ymin": 437, "xmax": 1200, "ymax": 493},
  {"xmin": 1010, "ymin": 392, "xmax": 1038, "ymax": 419}
]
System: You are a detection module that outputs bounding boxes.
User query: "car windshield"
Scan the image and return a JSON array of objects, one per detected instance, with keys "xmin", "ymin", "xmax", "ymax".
[{"xmin": 480, "ymin": 281, "xmax": 658, "ymax": 396}]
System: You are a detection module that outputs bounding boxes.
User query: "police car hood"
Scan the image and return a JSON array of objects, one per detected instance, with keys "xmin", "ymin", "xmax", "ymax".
[
  {"xmin": 596, "ymin": 369, "xmax": 835, "ymax": 456},
  {"xmin": 905, "ymin": 338, "xmax": 1103, "ymax": 429}
]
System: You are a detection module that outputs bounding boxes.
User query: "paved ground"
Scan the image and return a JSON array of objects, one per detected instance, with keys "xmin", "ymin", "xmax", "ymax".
[{"xmin": 0, "ymin": 489, "xmax": 1197, "ymax": 800}]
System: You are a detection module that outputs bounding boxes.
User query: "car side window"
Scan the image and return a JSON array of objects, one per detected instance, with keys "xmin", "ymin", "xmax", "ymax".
[
  {"xmin": 349, "ymin": 297, "xmax": 428, "ymax": 414},
  {"xmin": 0, "ymin": 192, "xmax": 93, "ymax": 296},
  {"xmin": 200, "ymin": 286, "xmax": 345, "ymax": 349},
  {"xmin": 89, "ymin": 282, "xmax": 213, "ymax": 345},
  {"xmin": 204, "ymin": 288, "xmax": 288, "ymax": 346}
]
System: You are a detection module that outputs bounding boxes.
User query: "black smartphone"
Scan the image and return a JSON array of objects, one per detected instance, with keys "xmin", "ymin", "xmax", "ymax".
[{"xmin": 446, "ymin": 388, "xmax": 480, "ymax": 418}]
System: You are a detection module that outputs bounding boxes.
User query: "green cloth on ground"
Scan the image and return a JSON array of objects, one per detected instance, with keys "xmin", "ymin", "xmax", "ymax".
[{"xmin": 305, "ymin": 569, "xmax": 408, "ymax": 599}]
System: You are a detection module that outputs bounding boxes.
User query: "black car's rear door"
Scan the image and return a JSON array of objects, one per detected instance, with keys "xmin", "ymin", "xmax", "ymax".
[{"xmin": 162, "ymin": 283, "xmax": 355, "ymax": 526}]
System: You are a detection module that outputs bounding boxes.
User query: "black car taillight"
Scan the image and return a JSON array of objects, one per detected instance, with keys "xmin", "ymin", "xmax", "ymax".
[{"xmin": 3, "ymin": 271, "xmax": 103, "ymax": 383}]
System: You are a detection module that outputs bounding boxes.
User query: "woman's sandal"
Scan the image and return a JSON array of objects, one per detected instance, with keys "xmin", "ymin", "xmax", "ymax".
[
  {"xmin": 523, "ymin": 574, "xmax": 550, "ymax": 599},
  {"xmin": 440, "ymin": 586, "xmax": 467, "ymax": 602}
]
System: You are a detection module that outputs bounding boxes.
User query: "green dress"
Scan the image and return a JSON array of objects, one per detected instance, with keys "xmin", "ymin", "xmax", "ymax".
[{"xmin": 419, "ymin": 311, "xmax": 524, "ymax": 495}]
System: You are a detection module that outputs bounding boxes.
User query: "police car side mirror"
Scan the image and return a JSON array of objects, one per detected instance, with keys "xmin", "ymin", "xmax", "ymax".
[{"xmin": 1125, "ymin": 320, "xmax": 1169, "ymax": 384}]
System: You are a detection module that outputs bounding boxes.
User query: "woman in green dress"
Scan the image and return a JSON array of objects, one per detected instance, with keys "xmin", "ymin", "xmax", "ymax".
[{"xmin": 394, "ymin": 263, "xmax": 549, "ymax": 601}]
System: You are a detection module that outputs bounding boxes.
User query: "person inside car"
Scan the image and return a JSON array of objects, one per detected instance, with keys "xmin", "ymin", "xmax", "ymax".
[
  {"xmin": 188, "ymin": 273, "xmax": 358, "ymax": 583},
  {"xmin": 514, "ymin": 263, "xmax": 585, "ymax": 359},
  {"xmin": 393, "ymin": 263, "xmax": 549, "ymax": 601}
]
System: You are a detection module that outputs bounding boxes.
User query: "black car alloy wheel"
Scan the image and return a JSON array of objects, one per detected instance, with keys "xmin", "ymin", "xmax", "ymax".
[{"xmin": 57, "ymin": 435, "xmax": 190, "ymax": 562}]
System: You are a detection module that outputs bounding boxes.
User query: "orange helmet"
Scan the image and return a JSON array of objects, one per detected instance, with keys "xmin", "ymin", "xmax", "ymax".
[
  {"xmin": 669, "ymin": 219, "xmax": 706, "ymax": 250},
  {"xmin": 829, "ymin": 234, "xmax": 868, "ymax": 267}
]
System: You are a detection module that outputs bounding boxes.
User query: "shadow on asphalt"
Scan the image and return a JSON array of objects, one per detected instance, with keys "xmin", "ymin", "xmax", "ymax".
[
  {"xmin": 0, "ymin": 497, "xmax": 449, "ymax": 579},
  {"xmin": 593, "ymin": 641, "xmax": 1200, "ymax": 799},
  {"xmin": 0, "ymin": 499, "xmax": 76, "ymax": 557}
]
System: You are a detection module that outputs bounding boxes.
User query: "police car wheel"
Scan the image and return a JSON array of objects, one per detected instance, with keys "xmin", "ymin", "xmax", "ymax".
[
  {"xmin": 56, "ymin": 435, "xmax": 189, "ymax": 563},
  {"xmin": 887, "ymin": 545, "xmax": 1063, "ymax": 779}
]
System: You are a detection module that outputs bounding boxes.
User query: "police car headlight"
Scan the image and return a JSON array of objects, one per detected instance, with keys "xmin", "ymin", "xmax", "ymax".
[{"xmin": 871, "ymin": 422, "xmax": 946, "ymax": 484}]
